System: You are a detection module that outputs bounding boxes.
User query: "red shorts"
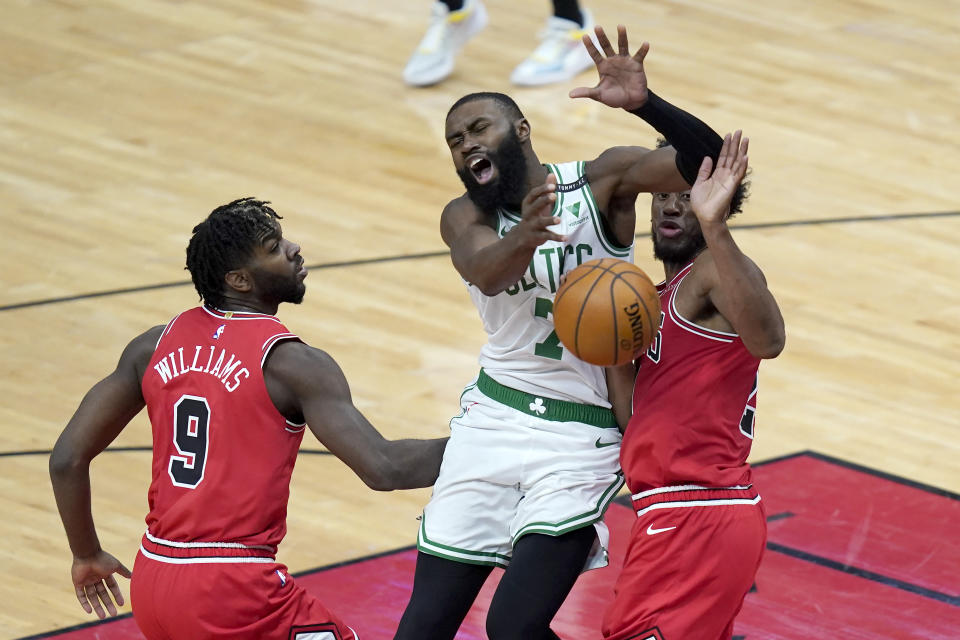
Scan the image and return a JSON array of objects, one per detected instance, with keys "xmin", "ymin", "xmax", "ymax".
[
  {"xmin": 602, "ymin": 487, "xmax": 766, "ymax": 640},
  {"xmin": 131, "ymin": 550, "xmax": 356, "ymax": 640}
]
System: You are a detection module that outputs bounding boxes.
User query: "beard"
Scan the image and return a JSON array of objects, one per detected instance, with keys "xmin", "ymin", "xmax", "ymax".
[
  {"xmin": 651, "ymin": 221, "xmax": 707, "ymax": 265},
  {"xmin": 456, "ymin": 129, "xmax": 529, "ymax": 214},
  {"xmin": 252, "ymin": 268, "xmax": 305, "ymax": 306}
]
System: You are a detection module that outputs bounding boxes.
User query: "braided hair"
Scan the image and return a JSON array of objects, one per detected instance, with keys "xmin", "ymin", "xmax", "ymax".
[{"xmin": 185, "ymin": 198, "xmax": 281, "ymax": 308}]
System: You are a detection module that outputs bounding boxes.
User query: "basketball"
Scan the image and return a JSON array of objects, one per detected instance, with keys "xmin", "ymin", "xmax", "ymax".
[{"xmin": 553, "ymin": 258, "xmax": 661, "ymax": 367}]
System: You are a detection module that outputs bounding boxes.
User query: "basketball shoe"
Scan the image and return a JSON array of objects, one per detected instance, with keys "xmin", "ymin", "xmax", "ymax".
[
  {"xmin": 403, "ymin": 0, "xmax": 488, "ymax": 87},
  {"xmin": 510, "ymin": 9, "xmax": 596, "ymax": 86}
]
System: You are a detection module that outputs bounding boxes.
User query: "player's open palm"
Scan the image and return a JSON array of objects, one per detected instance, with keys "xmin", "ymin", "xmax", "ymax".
[
  {"xmin": 690, "ymin": 131, "xmax": 749, "ymax": 225},
  {"xmin": 517, "ymin": 173, "xmax": 565, "ymax": 247},
  {"xmin": 569, "ymin": 25, "xmax": 650, "ymax": 111},
  {"xmin": 71, "ymin": 550, "xmax": 132, "ymax": 619}
]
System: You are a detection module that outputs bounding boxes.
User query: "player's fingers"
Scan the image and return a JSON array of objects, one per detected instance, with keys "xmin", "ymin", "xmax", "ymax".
[
  {"xmin": 523, "ymin": 195, "xmax": 556, "ymax": 220},
  {"xmin": 734, "ymin": 143, "xmax": 749, "ymax": 179},
  {"xmin": 581, "ymin": 33, "xmax": 603, "ymax": 65},
  {"xmin": 739, "ymin": 135, "xmax": 750, "ymax": 158},
  {"xmin": 522, "ymin": 181, "xmax": 552, "ymax": 206},
  {"xmin": 617, "ymin": 24, "xmax": 629, "ymax": 56},
  {"xmin": 536, "ymin": 215, "xmax": 561, "ymax": 227},
  {"xmin": 533, "ymin": 193, "xmax": 557, "ymax": 212},
  {"xmin": 569, "ymin": 86, "xmax": 600, "ymax": 100},
  {"xmin": 531, "ymin": 179, "xmax": 557, "ymax": 198},
  {"xmin": 727, "ymin": 130, "xmax": 742, "ymax": 168},
  {"xmin": 633, "ymin": 41, "xmax": 650, "ymax": 64},
  {"xmin": 95, "ymin": 581, "xmax": 119, "ymax": 617},
  {"xmin": 717, "ymin": 132, "xmax": 733, "ymax": 168},
  {"xmin": 105, "ymin": 574, "xmax": 126, "ymax": 606},
  {"xmin": 115, "ymin": 561, "xmax": 132, "ymax": 579},
  {"xmin": 85, "ymin": 583, "xmax": 106, "ymax": 619},
  {"xmin": 75, "ymin": 584, "xmax": 93, "ymax": 614},
  {"xmin": 695, "ymin": 156, "xmax": 714, "ymax": 184},
  {"xmin": 547, "ymin": 231, "xmax": 568, "ymax": 243},
  {"xmin": 595, "ymin": 25, "xmax": 616, "ymax": 57}
]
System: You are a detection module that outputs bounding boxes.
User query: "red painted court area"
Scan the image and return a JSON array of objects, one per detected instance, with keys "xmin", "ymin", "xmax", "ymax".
[{"xmin": 30, "ymin": 452, "xmax": 960, "ymax": 640}]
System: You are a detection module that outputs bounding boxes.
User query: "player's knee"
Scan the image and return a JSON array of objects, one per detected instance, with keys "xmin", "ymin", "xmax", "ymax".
[{"xmin": 486, "ymin": 605, "xmax": 551, "ymax": 640}]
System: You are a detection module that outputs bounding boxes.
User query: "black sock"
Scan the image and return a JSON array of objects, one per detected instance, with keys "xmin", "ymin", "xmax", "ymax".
[
  {"xmin": 552, "ymin": 0, "xmax": 584, "ymax": 27},
  {"xmin": 443, "ymin": 0, "xmax": 465, "ymax": 12}
]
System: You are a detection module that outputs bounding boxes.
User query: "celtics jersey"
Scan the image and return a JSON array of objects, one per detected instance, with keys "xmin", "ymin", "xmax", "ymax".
[{"xmin": 468, "ymin": 161, "xmax": 634, "ymax": 407}]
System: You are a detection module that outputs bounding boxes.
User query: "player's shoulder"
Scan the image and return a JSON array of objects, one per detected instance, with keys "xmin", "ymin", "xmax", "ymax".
[
  {"xmin": 120, "ymin": 324, "xmax": 166, "ymax": 378},
  {"xmin": 440, "ymin": 193, "xmax": 491, "ymax": 246},
  {"xmin": 127, "ymin": 324, "xmax": 166, "ymax": 355},
  {"xmin": 442, "ymin": 193, "xmax": 480, "ymax": 220},
  {"xmin": 689, "ymin": 249, "xmax": 766, "ymax": 287},
  {"xmin": 264, "ymin": 339, "xmax": 342, "ymax": 382},
  {"xmin": 585, "ymin": 146, "xmax": 653, "ymax": 179}
]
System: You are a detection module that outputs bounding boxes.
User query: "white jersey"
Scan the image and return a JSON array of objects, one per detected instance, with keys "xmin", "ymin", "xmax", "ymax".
[{"xmin": 468, "ymin": 161, "xmax": 635, "ymax": 407}]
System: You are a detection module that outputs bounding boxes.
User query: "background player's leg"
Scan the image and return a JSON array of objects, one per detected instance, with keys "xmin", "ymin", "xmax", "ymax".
[
  {"xmin": 485, "ymin": 527, "xmax": 596, "ymax": 640},
  {"xmin": 551, "ymin": 0, "xmax": 584, "ymax": 26},
  {"xmin": 394, "ymin": 551, "xmax": 492, "ymax": 640}
]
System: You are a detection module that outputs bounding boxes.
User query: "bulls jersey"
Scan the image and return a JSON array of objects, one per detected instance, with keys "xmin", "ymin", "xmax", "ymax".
[
  {"xmin": 621, "ymin": 262, "xmax": 761, "ymax": 492},
  {"xmin": 469, "ymin": 161, "xmax": 634, "ymax": 407},
  {"xmin": 140, "ymin": 306, "xmax": 304, "ymax": 559}
]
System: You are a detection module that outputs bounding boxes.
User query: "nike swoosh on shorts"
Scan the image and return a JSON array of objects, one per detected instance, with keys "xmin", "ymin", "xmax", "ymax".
[
  {"xmin": 646, "ymin": 524, "xmax": 677, "ymax": 535},
  {"xmin": 594, "ymin": 437, "xmax": 619, "ymax": 448}
]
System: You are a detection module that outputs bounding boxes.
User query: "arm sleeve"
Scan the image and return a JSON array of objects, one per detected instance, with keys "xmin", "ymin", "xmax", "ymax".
[{"xmin": 630, "ymin": 90, "xmax": 724, "ymax": 185}]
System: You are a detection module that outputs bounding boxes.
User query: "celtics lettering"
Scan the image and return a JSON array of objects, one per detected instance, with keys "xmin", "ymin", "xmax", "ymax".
[{"xmin": 505, "ymin": 243, "xmax": 593, "ymax": 295}]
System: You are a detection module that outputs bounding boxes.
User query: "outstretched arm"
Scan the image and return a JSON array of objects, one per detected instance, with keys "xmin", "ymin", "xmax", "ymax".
[
  {"xmin": 691, "ymin": 132, "xmax": 785, "ymax": 358},
  {"xmin": 605, "ymin": 362, "xmax": 638, "ymax": 432},
  {"xmin": 572, "ymin": 25, "xmax": 723, "ymax": 197},
  {"xmin": 265, "ymin": 341, "xmax": 448, "ymax": 490},
  {"xmin": 442, "ymin": 174, "xmax": 564, "ymax": 296},
  {"xmin": 49, "ymin": 325, "xmax": 161, "ymax": 618}
]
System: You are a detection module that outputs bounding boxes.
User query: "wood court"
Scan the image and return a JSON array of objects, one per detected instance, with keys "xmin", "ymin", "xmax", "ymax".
[{"xmin": 1, "ymin": 0, "xmax": 958, "ymax": 637}]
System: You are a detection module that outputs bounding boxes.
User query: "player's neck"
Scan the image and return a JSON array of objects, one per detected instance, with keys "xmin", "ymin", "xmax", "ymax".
[
  {"xmin": 663, "ymin": 250, "xmax": 705, "ymax": 282},
  {"xmin": 526, "ymin": 162, "xmax": 549, "ymax": 192},
  {"xmin": 217, "ymin": 295, "xmax": 278, "ymax": 316}
]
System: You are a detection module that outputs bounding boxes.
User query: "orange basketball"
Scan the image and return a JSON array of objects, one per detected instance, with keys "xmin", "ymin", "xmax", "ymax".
[{"xmin": 553, "ymin": 258, "xmax": 661, "ymax": 367}]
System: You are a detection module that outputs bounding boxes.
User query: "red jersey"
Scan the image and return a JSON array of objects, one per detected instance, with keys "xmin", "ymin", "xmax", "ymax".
[
  {"xmin": 621, "ymin": 262, "xmax": 761, "ymax": 493},
  {"xmin": 140, "ymin": 306, "xmax": 304, "ymax": 558}
]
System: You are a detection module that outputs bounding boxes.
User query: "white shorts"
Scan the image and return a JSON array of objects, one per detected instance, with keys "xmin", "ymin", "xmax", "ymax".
[{"xmin": 418, "ymin": 370, "xmax": 624, "ymax": 571}]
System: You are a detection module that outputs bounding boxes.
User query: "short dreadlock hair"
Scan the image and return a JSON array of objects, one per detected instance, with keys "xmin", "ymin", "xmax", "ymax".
[
  {"xmin": 185, "ymin": 198, "xmax": 281, "ymax": 309},
  {"xmin": 656, "ymin": 138, "xmax": 750, "ymax": 218}
]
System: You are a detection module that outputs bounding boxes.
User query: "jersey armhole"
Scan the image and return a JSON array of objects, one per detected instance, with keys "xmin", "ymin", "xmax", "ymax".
[{"xmin": 260, "ymin": 333, "xmax": 301, "ymax": 369}]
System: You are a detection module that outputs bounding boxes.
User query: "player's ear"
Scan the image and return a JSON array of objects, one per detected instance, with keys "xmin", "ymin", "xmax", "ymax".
[
  {"xmin": 516, "ymin": 118, "xmax": 531, "ymax": 143},
  {"xmin": 224, "ymin": 269, "xmax": 253, "ymax": 294}
]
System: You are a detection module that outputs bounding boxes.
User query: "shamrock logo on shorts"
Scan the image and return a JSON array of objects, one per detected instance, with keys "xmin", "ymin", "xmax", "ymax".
[{"xmin": 529, "ymin": 398, "xmax": 546, "ymax": 415}]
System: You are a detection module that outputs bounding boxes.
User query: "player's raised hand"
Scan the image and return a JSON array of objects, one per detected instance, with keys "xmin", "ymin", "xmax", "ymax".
[
  {"xmin": 569, "ymin": 25, "xmax": 650, "ymax": 111},
  {"xmin": 71, "ymin": 550, "xmax": 132, "ymax": 619},
  {"xmin": 690, "ymin": 131, "xmax": 749, "ymax": 226},
  {"xmin": 517, "ymin": 173, "xmax": 565, "ymax": 247}
]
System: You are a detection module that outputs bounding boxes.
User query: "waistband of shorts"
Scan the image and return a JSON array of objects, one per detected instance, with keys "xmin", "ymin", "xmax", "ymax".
[
  {"xmin": 631, "ymin": 484, "xmax": 761, "ymax": 517},
  {"xmin": 476, "ymin": 369, "xmax": 618, "ymax": 428},
  {"xmin": 139, "ymin": 531, "xmax": 277, "ymax": 564}
]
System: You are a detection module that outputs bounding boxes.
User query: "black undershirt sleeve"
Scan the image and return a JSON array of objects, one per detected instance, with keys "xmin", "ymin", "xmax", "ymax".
[{"xmin": 630, "ymin": 90, "xmax": 724, "ymax": 185}]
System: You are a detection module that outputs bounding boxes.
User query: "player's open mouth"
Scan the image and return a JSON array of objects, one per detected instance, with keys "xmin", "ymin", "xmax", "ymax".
[
  {"xmin": 468, "ymin": 156, "xmax": 495, "ymax": 185},
  {"xmin": 658, "ymin": 221, "xmax": 682, "ymax": 238}
]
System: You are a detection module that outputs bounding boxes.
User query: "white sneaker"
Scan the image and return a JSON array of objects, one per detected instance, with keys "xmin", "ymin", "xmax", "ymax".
[
  {"xmin": 510, "ymin": 10, "xmax": 596, "ymax": 86},
  {"xmin": 403, "ymin": 0, "xmax": 489, "ymax": 87}
]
